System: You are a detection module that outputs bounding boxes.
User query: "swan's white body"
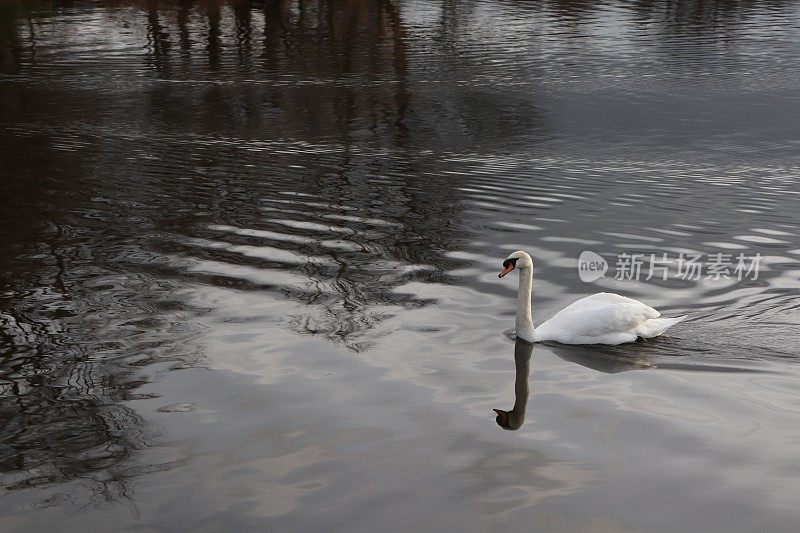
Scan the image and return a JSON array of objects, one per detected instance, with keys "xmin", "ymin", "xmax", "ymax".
[{"xmin": 502, "ymin": 251, "xmax": 684, "ymax": 345}]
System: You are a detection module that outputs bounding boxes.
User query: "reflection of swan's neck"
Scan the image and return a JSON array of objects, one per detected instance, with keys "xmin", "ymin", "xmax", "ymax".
[
  {"xmin": 509, "ymin": 346, "xmax": 531, "ymax": 427},
  {"xmin": 495, "ymin": 341, "xmax": 533, "ymax": 430},
  {"xmin": 516, "ymin": 267, "xmax": 535, "ymax": 342}
]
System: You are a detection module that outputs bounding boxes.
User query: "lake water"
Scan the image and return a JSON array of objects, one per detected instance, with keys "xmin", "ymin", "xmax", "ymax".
[{"xmin": 2, "ymin": 1, "xmax": 800, "ymax": 531}]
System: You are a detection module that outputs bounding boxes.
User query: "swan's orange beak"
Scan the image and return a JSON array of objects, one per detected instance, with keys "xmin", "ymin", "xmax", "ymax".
[{"xmin": 498, "ymin": 265, "xmax": 514, "ymax": 278}]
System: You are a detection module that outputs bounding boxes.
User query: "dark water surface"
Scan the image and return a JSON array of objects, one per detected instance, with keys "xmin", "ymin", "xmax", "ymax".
[{"xmin": 2, "ymin": 1, "xmax": 800, "ymax": 531}]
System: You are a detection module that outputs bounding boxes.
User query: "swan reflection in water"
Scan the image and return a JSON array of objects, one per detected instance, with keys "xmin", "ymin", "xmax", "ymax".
[
  {"xmin": 493, "ymin": 340, "xmax": 655, "ymax": 430},
  {"xmin": 493, "ymin": 340, "xmax": 534, "ymax": 430}
]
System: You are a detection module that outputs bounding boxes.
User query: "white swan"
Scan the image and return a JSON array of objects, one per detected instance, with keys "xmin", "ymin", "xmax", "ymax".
[{"xmin": 499, "ymin": 251, "xmax": 685, "ymax": 345}]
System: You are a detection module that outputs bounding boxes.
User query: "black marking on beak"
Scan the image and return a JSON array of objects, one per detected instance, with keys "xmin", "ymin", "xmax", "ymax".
[
  {"xmin": 498, "ymin": 257, "xmax": 518, "ymax": 278},
  {"xmin": 502, "ymin": 258, "xmax": 519, "ymax": 269}
]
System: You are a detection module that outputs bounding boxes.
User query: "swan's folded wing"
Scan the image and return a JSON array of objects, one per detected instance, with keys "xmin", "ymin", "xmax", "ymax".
[
  {"xmin": 557, "ymin": 292, "xmax": 660, "ymax": 316},
  {"xmin": 539, "ymin": 301, "xmax": 659, "ymax": 341},
  {"xmin": 577, "ymin": 303, "xmax": 659, "ymax": 337}
]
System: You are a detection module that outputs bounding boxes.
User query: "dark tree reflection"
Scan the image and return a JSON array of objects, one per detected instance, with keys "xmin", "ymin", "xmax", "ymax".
[{"xmin": 0, "ymin": 0, "xmax": 467, "ymax": 501}]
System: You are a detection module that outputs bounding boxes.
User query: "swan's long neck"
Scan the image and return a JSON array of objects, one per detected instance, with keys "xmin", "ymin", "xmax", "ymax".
[{"xmin": 516, "ymin": 267, "xmax": 535, "ymax": 342}]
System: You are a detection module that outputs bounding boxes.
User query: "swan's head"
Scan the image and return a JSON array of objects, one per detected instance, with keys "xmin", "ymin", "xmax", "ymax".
[{"xmin": 498, "ymin": 250, "xmax": 533, "ymax": 278}]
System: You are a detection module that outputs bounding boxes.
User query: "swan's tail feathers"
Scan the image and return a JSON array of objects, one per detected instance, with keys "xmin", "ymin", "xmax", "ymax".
[{"xmin": 639, "ymin": 315, "xmax": 687, "ymax": 339}]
